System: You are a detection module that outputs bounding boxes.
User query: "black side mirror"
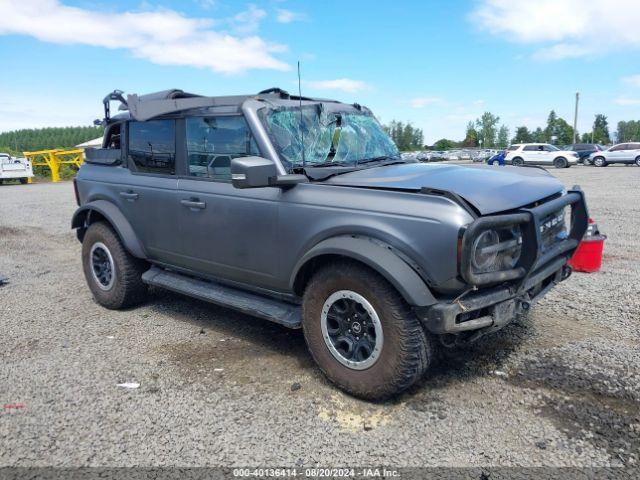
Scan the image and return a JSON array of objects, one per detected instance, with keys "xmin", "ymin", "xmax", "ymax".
[{"xmin": 230, "ymin": 157, "xmax": 309, "ymax": 189}]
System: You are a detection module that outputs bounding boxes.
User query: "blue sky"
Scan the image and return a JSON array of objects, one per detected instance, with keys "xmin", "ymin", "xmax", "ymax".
[{"xmin": 1, "ymin": 0, "xmax": 639, "ymax": 142}]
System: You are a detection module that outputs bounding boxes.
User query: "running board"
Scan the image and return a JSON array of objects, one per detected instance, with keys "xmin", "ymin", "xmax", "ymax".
[{"xmin": 142, "ymin": 267, "xmax": 301, "ymax": 329}]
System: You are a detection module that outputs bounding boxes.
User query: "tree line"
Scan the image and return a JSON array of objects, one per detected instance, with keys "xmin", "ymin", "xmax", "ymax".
[
  {"xmin": 0, "ymin": 126, "xmax": 104, "ymax": 155},
  {"xmin": 383, "ymin": 121, "xmax": 425, "ymax": 151},
  {"xmin": 432, "ymin": 111, "xmax": 640, "ymax": 150}
]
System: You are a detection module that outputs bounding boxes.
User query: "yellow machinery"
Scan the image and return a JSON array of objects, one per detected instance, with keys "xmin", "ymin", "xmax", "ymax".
[{"xmin": 23, "ymin": 149, "xmax": 84, "ymax": 183}]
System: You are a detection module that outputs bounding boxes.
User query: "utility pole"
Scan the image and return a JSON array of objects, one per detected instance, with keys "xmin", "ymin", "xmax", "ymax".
[{"xmin": 573, "ymin": 92, "xmax": 579, "ymax": 144}]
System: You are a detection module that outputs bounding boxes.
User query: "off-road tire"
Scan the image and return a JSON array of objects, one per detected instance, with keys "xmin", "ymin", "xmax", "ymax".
[
  {"xmin": 82, "ymin": 221, "xmax": 148, "ymax": 309},
  {"xmin": 554, "ymin": 157, "xmax": 568, "ymax": 168},
  {"xmin": 593, "ymin": 156, "xmax": 607, "ymax": 167},
  {"xmin": 19, "ymin": 178, "xmax": 28, "ymax": 184},
  {"xmin": 302, "ymin": 260, "xmax": 434, "ymax": 400},
  {"xmin": 511, "ymin": 157, "xmax": 524, "ymax": 166}
]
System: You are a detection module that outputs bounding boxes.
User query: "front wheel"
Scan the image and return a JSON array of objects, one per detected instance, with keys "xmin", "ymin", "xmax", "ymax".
[
  {"xmin": 82, "ymin": 221, "xmax": 148, "ymax": 309},
  {"xmin": 302, "ymin": 261, "xmax": 434, "ymax": 400},
  {"xmin": 554, "ymin": 157, "xmax": 568, "ymax": 168},
  {"xmin": 635, "ymin": 156, "xmax": 640, "ymax": 166},
  {"xmin": 511, "ymin": 157, "xmax": 524, "ymax": 166},
  {"xmin": 593, "ymin": 156, "xmax": 607, "ymax": 167},
  {"xmin": 19, "ymin": 178, "xmax": 28, "ymax": 184}
]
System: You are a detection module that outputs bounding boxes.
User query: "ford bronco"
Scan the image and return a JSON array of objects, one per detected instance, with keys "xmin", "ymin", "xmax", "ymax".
[{"xmin": 72, "ymin": 89, "xmax": 588, "ymax": 399}]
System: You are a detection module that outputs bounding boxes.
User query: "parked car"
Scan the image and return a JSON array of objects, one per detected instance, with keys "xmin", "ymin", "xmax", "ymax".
[
  {"xmin": 505, "ymin": 143, "xmax": 579, "ymax": 168},
  {"xmin": 0, "ymin": 152, "xmax": 33, "ymax": 184},
  {"xmin": 564, "ymin": 143, "xmax": 605, "ymax": 164},
  {"xmin": 588, "ymin": 143, "xmax": 640, "ymax": 167},
  {"xmin": 73, "ymin": 88, "xmax": 588, "ymax": 400}
]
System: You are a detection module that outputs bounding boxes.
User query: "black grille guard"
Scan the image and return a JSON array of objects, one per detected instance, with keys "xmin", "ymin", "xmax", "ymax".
[{"xmin": 459, "ymin": 189, "xmax": 589, "ymax": 287}]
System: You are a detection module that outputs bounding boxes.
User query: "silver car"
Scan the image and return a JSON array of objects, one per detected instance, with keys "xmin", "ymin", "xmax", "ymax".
[{"xmin": 589, "ymin": 142, "xmax": 640, "ymax": 167}]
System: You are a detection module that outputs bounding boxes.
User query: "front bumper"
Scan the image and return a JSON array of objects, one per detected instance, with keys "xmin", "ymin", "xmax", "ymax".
[
  {"xmin": 420, "ymin": 189, "xmax": 588, "ymax": 334},
  {"xmin": 419, "ymin": 256, "xmax": 571, "ymax": 334}
]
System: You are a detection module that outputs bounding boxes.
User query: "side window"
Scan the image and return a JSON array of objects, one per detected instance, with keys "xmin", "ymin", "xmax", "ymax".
[
  {"xmin": 128, "ymin": 120, "xmax": 176, "ymax": 175},
  {"xmin": 543, "ymin": 145, "xmax": 555, "ymax": 152},
  {"xmin": 104, "ymin": 123, "xmax": 122, "ymax": 149},
  {"xmin": 523, "ymin": 145, "xmax": 538, "ymax": 151},
  {"xmin": 630, "ymin": 143, "xmax": 640, "ymax": 150},
  {"xmin": 186, "ymin": 115, "xmax": 260, "ymax": 181}
]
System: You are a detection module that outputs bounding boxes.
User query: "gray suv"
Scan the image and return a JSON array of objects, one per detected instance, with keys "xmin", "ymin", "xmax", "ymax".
[{"xmin": 72, "ymin": 89, "xmax": 588, "ymax": 399}]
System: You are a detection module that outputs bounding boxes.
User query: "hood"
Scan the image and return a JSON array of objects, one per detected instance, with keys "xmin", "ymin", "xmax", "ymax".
[{"xmin": 323, "ymin": 163, "xmax": 564, "ymax": 215}]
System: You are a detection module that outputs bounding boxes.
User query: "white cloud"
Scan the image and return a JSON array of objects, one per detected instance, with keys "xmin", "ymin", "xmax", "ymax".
[
  {"xmin": 614, "ymin": 97, "xmax": 640, "ymax": 106},
  {"xmin": 0, "ymin": 0, "xmax": 289, "ymax": 74},
  {"xmin": 276, "ymin": 9, "xmax": 306, "ymax": 23},
  {"xmin": 473, "ymin": 0, "xmax": 640, "ymax": 60},
  {"xmin": 231, "ymin": 4, "xmax": 267, "ymax": 34},
  {"xmin": 305, "ymin": 79, "xmax": 371, "ymax": 93},
  {"xmin": 410, "ymin": 97, "xmax": 441, "ymax": 108},
  {"xmin": 622, "ymin": 74, "xmax": 640, "ymax": 87}
]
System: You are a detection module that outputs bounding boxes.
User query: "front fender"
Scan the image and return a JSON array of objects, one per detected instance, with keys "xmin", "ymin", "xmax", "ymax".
[
  {"xmin": 71, "ymin": 200, "xmax": 146, "ymax": 259},
  {"xmin": 290, "ymin": 235, "xmax": 437, "ymax": 307}
]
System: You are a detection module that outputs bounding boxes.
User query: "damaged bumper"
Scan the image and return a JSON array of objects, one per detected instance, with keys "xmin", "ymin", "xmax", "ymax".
[
  {"xmin": 418, "ymin": 189, "xmax": 588, "ymax": 335},
  {"xmin": 418, "ymin": 256, "xmax": 572, "ymax": 334}
]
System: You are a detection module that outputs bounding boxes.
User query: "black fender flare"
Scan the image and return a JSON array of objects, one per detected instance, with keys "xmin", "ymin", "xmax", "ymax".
[
  {"xmin": 290, "ymin": 235, "xmax": 437, "ymax": 307},
  {"xmin": 71, "ymin": 200, "xmax": 146, "ymax": 259}
]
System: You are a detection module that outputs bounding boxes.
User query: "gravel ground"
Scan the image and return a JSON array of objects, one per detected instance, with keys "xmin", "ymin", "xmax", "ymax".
[{"xmin": 0, "ymin": 165, "xmax": 638, "ymax": 468}]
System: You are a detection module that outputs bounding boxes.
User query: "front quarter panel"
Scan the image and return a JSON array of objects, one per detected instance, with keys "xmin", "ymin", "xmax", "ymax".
[{"xmin": 277, "ymin": 183, "xmax": 475, "ymax": 290}]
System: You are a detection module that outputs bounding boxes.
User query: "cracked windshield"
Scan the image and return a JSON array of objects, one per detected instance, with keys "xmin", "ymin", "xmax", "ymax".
[{"xmin": 263, "ymin": 106, "xmax": 400, "ymax": 169}]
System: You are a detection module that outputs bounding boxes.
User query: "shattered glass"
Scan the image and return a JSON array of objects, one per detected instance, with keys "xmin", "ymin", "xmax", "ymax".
[{"xmin": 262, "ymin": 105, "xmax": 400, "ymax": 169}]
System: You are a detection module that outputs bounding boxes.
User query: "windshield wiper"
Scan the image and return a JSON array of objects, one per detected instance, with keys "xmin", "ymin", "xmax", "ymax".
[
  {"xmin": 356, "ymin": 155, "xmax": 404, "ymax": 167},
  {"xmin": 305, "ymin": 160, "xmax": 352, "ymax": 168}
]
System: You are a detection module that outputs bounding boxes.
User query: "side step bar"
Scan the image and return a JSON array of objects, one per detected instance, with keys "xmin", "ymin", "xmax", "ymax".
[{"xmin": 142, "ymin": 266, "xmax": 301, "ymax": 329}]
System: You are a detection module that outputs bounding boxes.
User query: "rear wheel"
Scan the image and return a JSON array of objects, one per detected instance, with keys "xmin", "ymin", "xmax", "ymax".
[
  {"xmin": 635, "ymin": 156, "xmax": 640, "ymax": 166},
  {"xmin": 511, "ymin": 157, "xmax": 524, "ymax": 166},
  {"xmin": 302, "ymin": 260, "xmax": 434, "ymax": 400},
  {"xmin": 82, "ymin": 221, "xmax": 148, "ymax": 309},
  {"xmin": 593, "ymin": 156, "xmax": 607, "ymax": 167},
  {"xmin": 554, "ymin": 157, "xmax": 568, "ymax": 169}
]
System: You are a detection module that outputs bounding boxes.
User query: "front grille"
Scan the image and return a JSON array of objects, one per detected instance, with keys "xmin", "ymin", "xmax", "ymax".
[{"xmin": 539, "ymin": 208, "xmax": 568, "ymax": 252}]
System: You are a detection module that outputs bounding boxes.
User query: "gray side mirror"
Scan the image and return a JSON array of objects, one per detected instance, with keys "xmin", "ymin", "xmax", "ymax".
[
  {"xmin": 231, "ymin": 156, "xmax": 308, "ymax": 189},
  {"xmin": 231, "ymin": 156, "xmax": 277, "ymax": 188}
]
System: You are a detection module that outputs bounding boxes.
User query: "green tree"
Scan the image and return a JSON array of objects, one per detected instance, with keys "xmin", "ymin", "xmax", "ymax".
[
  {"xmin": 592, "ymin": 114, "xmax": 610, "ymax": 144},
  {"xmin": 617, "ymin": 120, "xmax": 640, "ymax": 142},
  {"xmin": 475, "ymin": 112, "xmax": 500, "ymax": 147},
  {"xmin": 496, "ymin": 125, "xmax": 510, "ymax": 148},
  {"xmin": 512, "ymin": 126, "xmax": 532, "ymax": 143},
  {"xmin": 554, "ymin": 117, "xmax": 575, "ymax": 145},
  {"xmin": 531, "ymin": 127, "xmax": 546, "ymax": 142},
  {"xmin": 384, "ymin": 120, "xmax": 425, "ymax": 151},
  {"xmin": 461, "ymin": 121, "xmax": 478, "ymax": 147},
  {"xmin": 433, "ymin": 138, "xmax": 457, "ymax": 150},
  {"xmin": 544, "ymin": 110, "xmax": 558, "ymax": 142}
]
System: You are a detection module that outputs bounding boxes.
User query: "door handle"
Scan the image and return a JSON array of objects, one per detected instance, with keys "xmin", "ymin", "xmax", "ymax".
[
  {"xmin": 181, "ymin": 199, "xmax": 206, "ymax": 210},
  {"xmin": 119, "ymin": 191, "xmax": 139, "ymax": 201}
]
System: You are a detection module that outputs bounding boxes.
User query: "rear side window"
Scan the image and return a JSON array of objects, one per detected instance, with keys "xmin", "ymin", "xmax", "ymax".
[
  {"xmin": 128, "ymin": 120, "xmax": 176, "ymax": 175},
  {"xmin": 523, "ymin": 145, "xmax": 539, "ymax": 151},
  {"xmin": 186, "ymin": 115, "xmax": 259, "ymax": 181}
]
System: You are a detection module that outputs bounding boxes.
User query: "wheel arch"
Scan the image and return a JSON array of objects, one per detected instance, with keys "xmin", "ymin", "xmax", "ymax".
[
  {"xmin": 71, "ymin": 200, "xmax": 146, "ymax": 259},
  {"xmin": 290, "ymin": 235, "xmax": 437, "ymax": 307}
]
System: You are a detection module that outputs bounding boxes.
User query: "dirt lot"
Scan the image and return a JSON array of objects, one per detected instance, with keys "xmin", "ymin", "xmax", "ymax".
[{"xmin": 1, "ymin": 165, "xmax": 639, "ymax": 468}]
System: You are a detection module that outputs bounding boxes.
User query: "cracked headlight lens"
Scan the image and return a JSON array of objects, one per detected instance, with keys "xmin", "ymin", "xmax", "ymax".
[{"xmin": 471, "ymin": 227, "xmax": 522, "ymax": 273}]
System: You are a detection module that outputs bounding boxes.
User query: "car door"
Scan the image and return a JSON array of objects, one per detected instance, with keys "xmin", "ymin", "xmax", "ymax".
[
  {"xmin": 540, "ymin": 144, "xmax": 558, "ymax": 165},
  {"xmin": 607, "ymin": 144, "xmax": 628, "ymax": 163},
  {"xmin": 521, "ymin": 144, "xmax": 540, "ymax": 164},
  {"xmin": 176, "ymin": 114, "xmax": 280, "ymax": 289},
  {"xmin": 629, "ymin": 143, "xmax": 640, "ymax": 163},
  {"xmin": 116, "ymin": 119, "xmax": 182, "ymax": 265}
]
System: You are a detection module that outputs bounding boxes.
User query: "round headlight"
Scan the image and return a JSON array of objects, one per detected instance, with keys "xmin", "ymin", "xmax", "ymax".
[{"xmin": 472, "ymin": 229, "xmax": 499, "ymax": 271}]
